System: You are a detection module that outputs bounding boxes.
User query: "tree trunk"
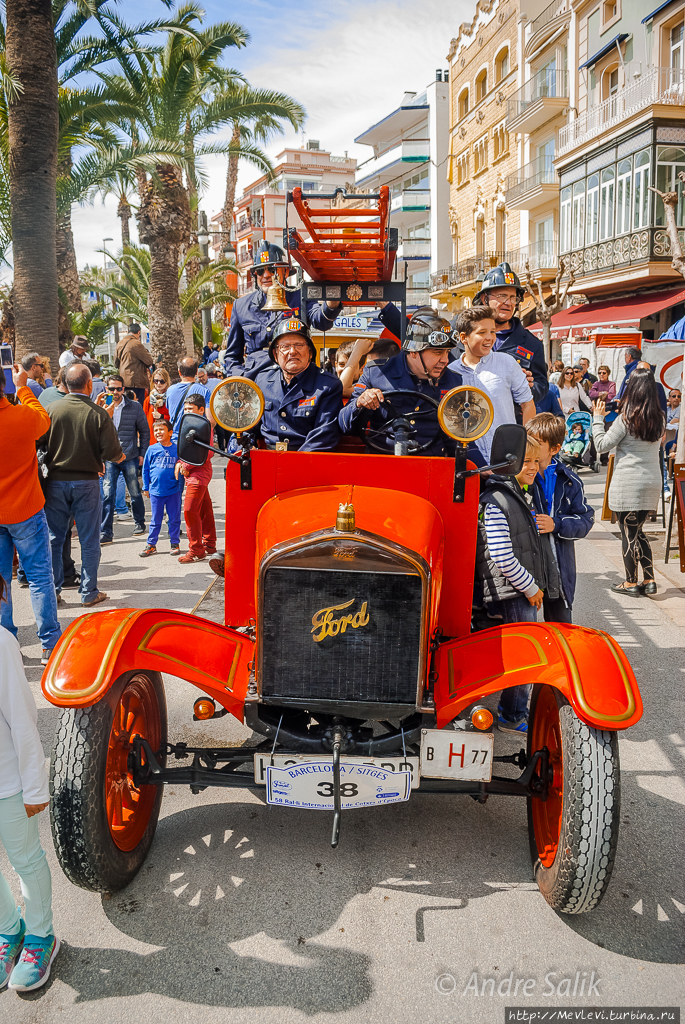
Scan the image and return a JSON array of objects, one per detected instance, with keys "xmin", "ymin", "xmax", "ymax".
[
  {"xmin": 136, "ymin": 164, "xmax": 190, "ymax": 371},
  {"xmin": 117, "ymin": 194, "xmax": 131, "ymax": 247},
  {"xmin": 1, "ymin": 290, "xmax": 15, "ymax": 347},
  {"xmin": 56, "ymin": 152, "xmax": 81, "ymax": 351},
  {"xmin": 222, "ymin": 123, "xmax": 241, "ymax": 235},
  {"xmin": 6, "ymin": 0, "xmax": 59, "ymax": 367}
]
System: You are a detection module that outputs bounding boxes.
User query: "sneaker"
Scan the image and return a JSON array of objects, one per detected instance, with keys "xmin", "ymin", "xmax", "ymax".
[
  {"xmin": 17, "ymin": 578, "xmax": 29, "ymax": 589},
  {"xmin": 8, "ymin": 935, "xmax": 60, "ymax": 992},
  {"xmin": 132, "ymin": 524, "xmax": 146, "ymax": 536},
  {"xmin": 178, "ymin": 552, "xmax": 205, "ymax": 564},
  {"xmin": 139, "ymin": 545, "xmax": 157, "ymax": 558},
  {"xmin": 208, "ymin": 554, "xmax": 225, "ymax": 578},
  {"xmin": 41, "ymin": 648, "xmax": 54, "ymax": 666},
  {"xmin": 61, "ymin": 574, "xmax": 81, "ymax": 589},
  {"xmin": 169, "ymin": 545, "xmax": 181, "ymax": 556},
  {"xmin": 0, "ymin": 919, "xmax": 25, "ymax": 989},
  {"xmin": 100, "ymin": 536, "xmax": 113, "ymax": 545},
  {"xmin": 498, "ymin": 716, "xmax": 528, "ymax": 736},
  {"xmin": 117, "ymin": 512, "xmax": 132, "ymax": 521},
  {"xmin": 83, "ymin": 591, "xmax": 108, "ymax": 607},
  {"xmin": 205, "ymin": 547, "xmax": 217, "ymax": 555}
]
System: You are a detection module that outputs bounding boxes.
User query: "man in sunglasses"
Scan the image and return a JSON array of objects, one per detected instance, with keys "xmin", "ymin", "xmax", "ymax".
[
  {"xmin": 468, "ymin": 262, "xmax": 549, "ymax": 410},
  {"xmin": 224, "ymin": 241, "xmax": 343, "ymax": 378},
  {"xmin": 98, "ymin": 375, "xmax": 150, "ymax": 543}
]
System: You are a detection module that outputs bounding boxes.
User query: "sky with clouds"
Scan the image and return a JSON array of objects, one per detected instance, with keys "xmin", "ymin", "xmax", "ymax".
[{"xmin": 65, "ymin": 0, "xmax": 471, "ymax": 272}]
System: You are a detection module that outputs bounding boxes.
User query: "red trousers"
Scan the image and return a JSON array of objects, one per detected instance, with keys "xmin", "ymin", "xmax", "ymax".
[{"xmin": 183, "ymin": 484, "xmax": 216, "ymax": 557}]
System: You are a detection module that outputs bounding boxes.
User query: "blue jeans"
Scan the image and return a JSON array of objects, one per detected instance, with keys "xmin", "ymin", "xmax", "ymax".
[
  {"xmin": 45, "ymin": 479, "xmax": 102, "ymax": 604},
  {"xmin": 489, "ymin": 594, "xmax": 537, "ymax": 724},
  {"xmin": 101, "ymin": 459, "xmax": 145, "ymax": 539},
  {"xmin": 0, "ymin": 792, "xmax": 53, "ymax": 938},
  {"xmin": 148, "ymin": 492, "xmax": 182, "ymax": 546},
  {"xmin": 0, "ymin": 511, "xmax": 61, "ymax": 650},
  {"xmin": 115, "ymin": 473, "xmax": 128, "ymax": 515}
]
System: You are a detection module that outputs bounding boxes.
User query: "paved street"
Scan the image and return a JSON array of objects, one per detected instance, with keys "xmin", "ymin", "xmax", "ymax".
[{"xmin": 3, "ymin": 463, "xmax": 684, "ymax": 1023}]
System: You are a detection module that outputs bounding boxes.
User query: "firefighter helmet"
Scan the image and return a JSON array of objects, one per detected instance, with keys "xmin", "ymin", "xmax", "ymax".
[
  {"xmin": 403, "ymin": 307, "xmax": 456, "ymax": 352},
  {"xmin": 472, "ymin": 261, "xmax": 525, "ymax": 306},
  {"xmin": 268, "ymin": 316, "xmax": 316, "ymax": 361},
  {"xmin": 250, "ymin": 240, "xmax": 292, "ymax": 275}
]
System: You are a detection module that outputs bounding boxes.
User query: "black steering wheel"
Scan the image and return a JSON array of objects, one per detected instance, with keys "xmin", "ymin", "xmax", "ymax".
[{"xmin": 356, "ymin": 388, "xmax": 442, "ymax": 454}]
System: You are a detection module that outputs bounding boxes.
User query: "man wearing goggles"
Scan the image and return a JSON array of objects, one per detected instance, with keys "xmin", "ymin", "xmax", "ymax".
[
  {"xmin": 339, "ymin": 308, "xmax": 483, "ymax": 461},
  {"xmin": 224, "ymin": 241, "xmax": 343, "ymax": 378}
]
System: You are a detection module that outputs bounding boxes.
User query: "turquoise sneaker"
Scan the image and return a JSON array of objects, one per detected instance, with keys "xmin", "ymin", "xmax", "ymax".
[
  {"xmin": 8, "ymin": 935, "xmax": 60, "ymax": 992},
  {"xmin": 498, "ymin": 715, "xmax": 528, "ymax": 736},
  {"xmin": 0, "ymin": 918, "xmax": 25, "ymax": 990}
]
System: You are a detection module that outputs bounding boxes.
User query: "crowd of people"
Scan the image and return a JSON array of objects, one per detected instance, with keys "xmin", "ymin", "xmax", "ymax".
[{"xmin": 0, "ymin": 249, "xmax": 679, "ymax": 991}]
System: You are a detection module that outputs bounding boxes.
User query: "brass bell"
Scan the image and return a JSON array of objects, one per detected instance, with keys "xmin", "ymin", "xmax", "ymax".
[{"xmin": 262, "ymin": 279, "xmax": 292, "ymax": 312}]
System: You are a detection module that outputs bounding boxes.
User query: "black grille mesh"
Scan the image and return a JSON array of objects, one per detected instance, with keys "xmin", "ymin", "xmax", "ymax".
[{"xmin": 261, "ymin": 567, "xmax": 422, "ymax": 703}]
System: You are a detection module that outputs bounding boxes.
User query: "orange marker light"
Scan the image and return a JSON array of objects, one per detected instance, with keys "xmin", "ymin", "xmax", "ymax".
[
  {"xmin": 471, "ymin": 707, "xmax": 494, "ymax": 731},
  {"xmin": 194, "ymin": 698, "xmax": 216, "ymax": 721}
]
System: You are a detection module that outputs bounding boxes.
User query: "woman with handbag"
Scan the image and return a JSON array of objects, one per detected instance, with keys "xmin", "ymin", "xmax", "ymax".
[
  {"xmin": 558, "ymin": 366, "xmax": 592, "ymax": 417},
  {"xmin": 593, "ymin": 367, "xmax": 665, "ymax": 596}
]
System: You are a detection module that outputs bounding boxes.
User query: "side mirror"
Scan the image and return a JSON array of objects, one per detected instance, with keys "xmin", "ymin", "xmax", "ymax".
[
  {"xmin": 177, "ymin": 413, "xmax": 211, "ymax": 466},
  {"xmin": 489, "ymin": 423, "xmax": 528, "ymax": 476}
]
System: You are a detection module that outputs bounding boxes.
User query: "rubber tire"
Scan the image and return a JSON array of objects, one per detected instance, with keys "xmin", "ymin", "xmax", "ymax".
[
  {"xmin": 50, "ymin": 671, "xmax": 167, "ymax": 893},
  {"xmin": 527, "ymin": 685, "xmax": 621, "ymax": 915}
]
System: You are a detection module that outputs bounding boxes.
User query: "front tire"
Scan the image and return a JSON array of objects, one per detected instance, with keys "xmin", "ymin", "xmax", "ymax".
[
  {"xmin": 50, "ymin": 671, "xmax": 167, "ymax": 892},
  {"xmin": 527, "ymin": 684, "xmax": 620, "ymax": 914}
]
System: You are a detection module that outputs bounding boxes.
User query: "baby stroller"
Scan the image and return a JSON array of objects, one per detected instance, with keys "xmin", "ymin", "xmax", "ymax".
[{"xmin": 559, "ymin": 410, "xmax": 600, "ymax": 473}]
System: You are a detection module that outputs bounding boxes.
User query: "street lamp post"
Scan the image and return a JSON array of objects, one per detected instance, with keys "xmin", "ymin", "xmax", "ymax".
[
  {"xmin": 102, "ymin": 237, "xmax": 119, "ymax": 363},
  {"xmin": 197, "ymin": 211, "xmax": 212, "ymax": 355}
]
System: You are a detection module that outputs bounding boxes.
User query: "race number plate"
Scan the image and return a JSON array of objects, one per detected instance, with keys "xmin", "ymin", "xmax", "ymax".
[
  {"xmin": 419, "ymin": 729, "xmax": 494, "ymax": 782},
  {"xmin": 265, "ymin": 760, "xmax": 412, "ymax": 810},
  {"xmin": 254, "ymin": 753, "xmax": 419, "ymax": 787}
]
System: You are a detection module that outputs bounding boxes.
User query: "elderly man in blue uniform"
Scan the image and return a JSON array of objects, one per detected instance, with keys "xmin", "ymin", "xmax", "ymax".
[
  {"xmin": 248, "ymin": 317, "xmax": 343, "ymax": 451},
  {"xmin": 224, "ymin": 241, "xmax": 342, "ymax": 377},
  {"xmin": 465, "ymin": 262, "xmax": 549, "ymax": 407},
  {"xmin": 339, "ymin": 309, "xmax": 484, "ymax": 462}
]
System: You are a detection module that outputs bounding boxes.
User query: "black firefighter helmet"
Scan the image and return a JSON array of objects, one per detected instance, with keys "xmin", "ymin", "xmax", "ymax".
[
  {"xmin": 472, "ymin": 261, "xmax": 525, "ymax": 307},
  {"xmin": 251, "ymin": 240, "xmax": 292, "ymax": 276},
  {"xmin": 268, "ymin": 316, "xmax": 316, "ymax": 361},
  {"xmin": 403, "ymin": 306, "xmax": 456, "ymax": 352}
]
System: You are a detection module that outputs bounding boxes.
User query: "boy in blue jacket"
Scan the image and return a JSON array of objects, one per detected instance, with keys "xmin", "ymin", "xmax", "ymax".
[
  {"xmin": 527, "ymin": 413, "xmax": 594, "ymax": 623},
  {"xmin": 140, "ymin": 419, "xmax": 183, "ymax": 557}
]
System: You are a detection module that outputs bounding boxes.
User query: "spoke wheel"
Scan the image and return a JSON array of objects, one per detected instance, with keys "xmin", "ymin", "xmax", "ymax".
[
  {"xmin": 527, "ymin": 685, "xmax": 621, "ymax": 914},
  {"xmin": 50, "ymin": 671, "xmax": 167, "ymax": 892},
  {"xmin": 106, "ymin": 676, "xmax": 162, "ymax": 852}
]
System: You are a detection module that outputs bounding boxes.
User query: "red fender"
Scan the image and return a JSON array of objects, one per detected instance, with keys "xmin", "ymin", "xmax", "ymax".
[
  {"xmin": 41, "ymin": 609, "xmax": 253, "ymax": 720},
  {"xmin": 433, "ymin": 621, "xmax": 642, "ymax": 730}
]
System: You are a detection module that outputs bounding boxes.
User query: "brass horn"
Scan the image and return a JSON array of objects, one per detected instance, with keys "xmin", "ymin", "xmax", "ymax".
[{"xmin": 262, "ymin": 279, "xmax": 292, "ymax": 312}]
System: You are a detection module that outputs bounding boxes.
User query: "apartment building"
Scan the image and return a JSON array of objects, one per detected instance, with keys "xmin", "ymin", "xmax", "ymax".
[
  {"xmin": 508, "ymin": 0, "xmax": 685, "ymax": 336},
  {"xmin": 215, "ymin": 142, "xmax": 357, "ymax": 296},
  {"xmin": 354, "ymin": 78, "xmax": 451, "ymax": 309}
]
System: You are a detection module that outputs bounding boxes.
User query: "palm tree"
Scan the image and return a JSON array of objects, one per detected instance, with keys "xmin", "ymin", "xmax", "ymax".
[
  {"xmin": 96, "ymin": 242, "xmax": 237, "ymax": 349},
  {"xmin": 5, "ymin": 0, "xmax": 59, "ymax": 365},
  {"xmin": 97, "ymin": 6, "xmax": 305, "ymax": 369}
]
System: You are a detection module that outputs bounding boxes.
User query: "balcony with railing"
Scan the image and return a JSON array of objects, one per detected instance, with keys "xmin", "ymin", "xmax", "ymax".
[
  {"xmin": 506, "ymin": 239, "xmax": 558, "ymax": 278},
  {"xmin": 558, "ymin": 65, "xmax": 685, "ymax": 156},
  {"xmin": 505, "ymin": 158, "xmax": 558, "ymax": 209},
  {"xmin": 506, "ymin": 68, "xmax": 568, "ymax": 134},
  {"xmin": 355, "ymin": 140, "xmax": 429, "ymax": 186},
  {"xmin": 390, "ymin": 190, "xmax": 431, "ymax": 214},
  {"xmin": 430, "ymin": 252, "xmax": 508, "ymax": 294},
  {"xmin": 529, "ymin": 0, "xmax": 569, "ymax": 37},
  {"xmin": 397, "ymin": 239, "xmax": 431, "ymax": 260}
]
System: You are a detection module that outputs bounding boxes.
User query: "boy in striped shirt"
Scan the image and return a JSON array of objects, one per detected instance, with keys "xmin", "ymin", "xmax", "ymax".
[{"xmin": 476, "ymin": 435, "xmax": 558, "ymax": 734}]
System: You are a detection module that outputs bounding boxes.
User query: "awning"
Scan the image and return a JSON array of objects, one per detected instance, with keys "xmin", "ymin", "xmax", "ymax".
[
  {"xmin": 579, "ymin": 33, "xmax": 628, "ymax": 70},
  {"xmin": 530, "ymin": 285, "xmax": 685, "ymax": 338},
  {"xmin": 642, "ymin": 0, "xmax": 676, "ymax": 23}
]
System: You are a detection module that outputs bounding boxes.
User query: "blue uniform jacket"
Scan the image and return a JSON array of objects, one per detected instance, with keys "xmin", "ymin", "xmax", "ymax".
[
  {"xmin": 250, "ymin": 361, "xmax": 343, "ymax": 451},
  {"xmin": 532, "ymin": 457, "xmax": 594, "ymax": 605},
  {"xmin": 493, "ymin": 318, "xmax": 548, "ymax": 406},
  {"xmin": 339, "ymin": 352, "xmax": 484, "ymax": 462},
  {"xmin": 535, "ymin": 381, "xmax": 563, "ymax": 416},
  {"xmin": 225, "ymin": 289, "xmax": 341, "ymax": 377}
]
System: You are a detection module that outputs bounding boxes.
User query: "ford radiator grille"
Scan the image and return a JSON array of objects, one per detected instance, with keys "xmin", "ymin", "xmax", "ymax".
[{"xmin": 261, "ymin": 567, "xmax": 423, "ymax": 704}]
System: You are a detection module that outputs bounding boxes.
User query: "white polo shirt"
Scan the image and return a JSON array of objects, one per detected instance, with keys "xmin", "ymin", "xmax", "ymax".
[{"xmin": 455, "ymin": 350, "xmax": 532, "ymax": 460}]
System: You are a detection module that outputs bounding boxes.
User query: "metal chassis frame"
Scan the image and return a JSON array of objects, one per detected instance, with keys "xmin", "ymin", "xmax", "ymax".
[{"xmin": 130, "ymin": 738, "xmax": 550, "ymax": 802}]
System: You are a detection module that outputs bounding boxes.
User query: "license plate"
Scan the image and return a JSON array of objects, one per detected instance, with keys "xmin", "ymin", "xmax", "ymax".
[
  {"xmin": 419, "ymin": 729, "xmax": 494, "ymax": 782},
  {"xmin": 254, "ymin": 753, "xmax": 419, "ymax": 787},
  {"xmin": 265, "ymin": 760, "xmax": 412, "ymax": 809}
]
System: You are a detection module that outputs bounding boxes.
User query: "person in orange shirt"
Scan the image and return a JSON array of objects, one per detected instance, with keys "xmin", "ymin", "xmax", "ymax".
[{"xmin": 0, "ymin": 364, "xmax": 61, "ymax": 665}]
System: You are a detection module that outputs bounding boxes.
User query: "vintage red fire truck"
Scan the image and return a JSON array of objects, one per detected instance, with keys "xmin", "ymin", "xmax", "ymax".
[{"xmin": 41, "ymin": 187, "xmax": 641, "ymax": 914}]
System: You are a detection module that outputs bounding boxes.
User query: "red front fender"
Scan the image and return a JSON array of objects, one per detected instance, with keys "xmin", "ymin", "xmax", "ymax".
[
  {"xmin": 41, "ymin": 608, "xmax": 253, "ymax": 720},
  {"xmin": 433, "ymin": 621, "xmax": 642, "ymax": 730}
]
